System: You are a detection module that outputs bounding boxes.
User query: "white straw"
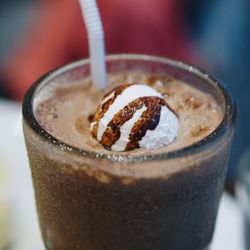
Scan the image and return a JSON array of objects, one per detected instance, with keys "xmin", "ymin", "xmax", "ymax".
[{"xmin": 79, "ymin": 0, "xmax": 107, "ymax": 89}]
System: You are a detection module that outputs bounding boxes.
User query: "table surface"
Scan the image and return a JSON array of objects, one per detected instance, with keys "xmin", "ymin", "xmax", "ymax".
[{"xmin": 0, "ymin": 99, "xmax": 245, "ymax": 250}]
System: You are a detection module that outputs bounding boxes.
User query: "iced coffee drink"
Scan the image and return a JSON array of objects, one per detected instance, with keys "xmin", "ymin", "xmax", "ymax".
[{"xmin": 23, "ymin": 55, "xmax": 235, "ymax": 250}]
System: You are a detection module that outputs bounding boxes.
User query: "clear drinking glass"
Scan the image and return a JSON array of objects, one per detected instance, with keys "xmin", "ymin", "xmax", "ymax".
[{"xmin": 22, "ymin": 54, "xmax": 235, "ymax": 250}]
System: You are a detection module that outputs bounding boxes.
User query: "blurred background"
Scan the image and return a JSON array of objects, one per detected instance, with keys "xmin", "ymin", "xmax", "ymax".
[
  {"xmin": 0, "ymin": 0, "xmax": 249, "ymax": 249},
  {"xmin": 1, "ymin": 0, "xmax": 249, "ymax": 187}
]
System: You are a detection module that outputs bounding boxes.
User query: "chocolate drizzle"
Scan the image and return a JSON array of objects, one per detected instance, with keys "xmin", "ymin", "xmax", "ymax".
[
  {"xmin": 91, "ymin": 83, "xmax": 131, "ymax": 138},
  {"xmin": 126, "ymin": 98, "xmax": 165, "ymax": 150},
  {"xmin": 101, "ymin": 97, "xmax": 166, "ymax": 150},
  {"xmin": 90, "ymin": 83, "xmax": 178, "ymax": 151}
]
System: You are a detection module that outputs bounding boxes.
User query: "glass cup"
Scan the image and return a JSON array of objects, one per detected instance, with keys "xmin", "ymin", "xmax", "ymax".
[{"xmin": 22, "ymin": 54, "xmax": 235, "ymax": 250}]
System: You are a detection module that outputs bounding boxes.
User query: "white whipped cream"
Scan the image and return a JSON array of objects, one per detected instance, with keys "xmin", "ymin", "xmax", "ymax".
[{"xmin": 91, "ymin": 84, "xmax": 179, "ymax": 151}]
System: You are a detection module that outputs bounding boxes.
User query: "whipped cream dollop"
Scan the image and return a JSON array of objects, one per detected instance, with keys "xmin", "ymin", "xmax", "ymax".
[{"xmin": 90, "ymin": 83, "xmax": 179, "ymax": 151}]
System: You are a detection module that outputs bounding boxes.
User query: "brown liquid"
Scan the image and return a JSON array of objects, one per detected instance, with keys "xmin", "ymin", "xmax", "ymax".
[{"xmin": 35, "ymin": 72, "xmax": 222, "ymax": 155}]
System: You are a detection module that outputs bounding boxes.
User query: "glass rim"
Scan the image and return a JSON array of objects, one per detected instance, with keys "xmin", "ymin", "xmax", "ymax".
[{"xmin": 22, "ymin": 54, "xmax": 236, "ymax": 162}]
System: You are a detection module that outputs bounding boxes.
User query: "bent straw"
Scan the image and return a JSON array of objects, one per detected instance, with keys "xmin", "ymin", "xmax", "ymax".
[{"xmin": 79, "ymin": 0, "xmax": 106, "ymax": 89}]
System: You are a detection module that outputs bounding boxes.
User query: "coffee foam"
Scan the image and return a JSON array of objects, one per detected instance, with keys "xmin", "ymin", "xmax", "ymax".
[
  {"xmin": 33, "ymin": 81, "xmax": 84, "ymax": 111},
  {"xmin": 35, "ymin": 71, "xmax": 222, "ymax": 156}
]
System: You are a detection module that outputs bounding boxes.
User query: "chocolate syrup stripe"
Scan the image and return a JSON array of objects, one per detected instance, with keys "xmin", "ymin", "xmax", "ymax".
[
  {"xmin": 91, "ymin": 83, "xmax": 132, "ymax": 138},
  {"xmin": 126, "ymin": 99, "xmax": 164, "ymax": 150},
  {"xmin": 101, "ymin": 97, "xmax": 166, "ymax": 150}
]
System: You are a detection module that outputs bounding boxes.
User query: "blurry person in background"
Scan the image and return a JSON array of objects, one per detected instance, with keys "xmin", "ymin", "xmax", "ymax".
[
  {"xmin": 0, "ymin": 0, "xmax": 249, "ymax": 190},
  {"xmin": 0, "ymin": 0, "xmax": 195, "ymax": 100}
]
